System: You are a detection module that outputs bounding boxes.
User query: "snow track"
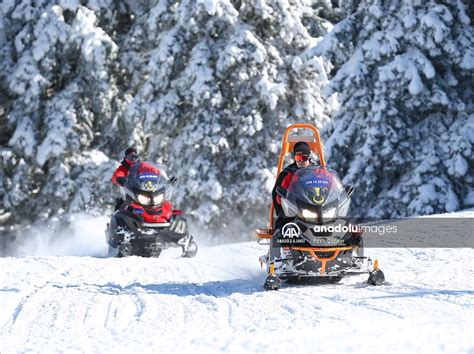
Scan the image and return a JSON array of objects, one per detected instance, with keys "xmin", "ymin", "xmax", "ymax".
[{"xmin": 1, "ymin": 243, "xmax": 473, "ymax": 352}]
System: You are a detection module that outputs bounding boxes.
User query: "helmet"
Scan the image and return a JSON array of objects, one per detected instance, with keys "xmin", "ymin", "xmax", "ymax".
[
  {"xmin": 293, "ymin": 142, "xmax": 311, "ymax": 156},
  {"xmin": 124, "ymin": 147, "xmax": 139, "ymax": 163}
]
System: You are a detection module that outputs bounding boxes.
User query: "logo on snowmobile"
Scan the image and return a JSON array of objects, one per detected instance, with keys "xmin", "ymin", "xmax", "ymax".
[
  {"xmin": 143, "ymin": 181, "xmax": 155, "ymax": 191},
  {"xmin": 282, "ymin": 222, "xmax": 301, "ymax": 238},
  {"xmin": 312, "ymin": 187, "xmax": 327, "ymax": 204}
]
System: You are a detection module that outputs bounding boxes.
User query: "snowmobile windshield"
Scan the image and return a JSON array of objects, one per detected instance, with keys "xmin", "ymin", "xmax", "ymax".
[
  {"xmin": 127, "ymin": 161, "xmax": 168, "ymax": 194},
  {"xmin": 124, "ymin": 161, "xmax": 175, "ymax": 207},
  {"xmin": 286, "ymin": 166, "xmax": 344, "ymax": 211}
]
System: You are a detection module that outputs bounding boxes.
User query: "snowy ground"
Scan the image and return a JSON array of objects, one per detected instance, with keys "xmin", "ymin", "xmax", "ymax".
[{"xmin": 1, "ymin": 214, "xmax": 473, "ymax": 352}]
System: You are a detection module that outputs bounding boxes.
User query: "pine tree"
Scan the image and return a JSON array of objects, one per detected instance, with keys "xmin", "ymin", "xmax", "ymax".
[
  {"xmin": 1, "ymin": 0, "xmax": 125, "ymax": 236},
  {"xmin": 1, "ymin": 0, "xmax": 340, "ymax": 241},
  {"xmin": 313, "ymin": 0, "xmax": 473, "ymax": 217},
  {"xmin": 122, "ymin": 0, "xmax": 337, "ymax": 232}
]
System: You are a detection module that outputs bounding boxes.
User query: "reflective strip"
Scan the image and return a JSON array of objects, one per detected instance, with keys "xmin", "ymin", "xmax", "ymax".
[
  {"xmin": 141, "ymin": 222, "xmax": 171, "ymax": 228},
  {"xmin": 175, "ymin": 220, "xmax": 186, "ymax": 234}
]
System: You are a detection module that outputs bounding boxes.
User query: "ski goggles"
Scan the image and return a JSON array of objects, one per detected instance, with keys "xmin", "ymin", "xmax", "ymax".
[
  {"xmin": 126, "ymin": 153, "xmax": 139, "ymax": 162},
  {"xmin": 295, "ymin": 154, "xmax": 310, "ymax": 162}
]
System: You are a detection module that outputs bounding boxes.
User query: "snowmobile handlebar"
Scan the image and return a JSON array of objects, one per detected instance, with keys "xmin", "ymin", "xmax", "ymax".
[
  {"xmin": 169, "ymin": 176, "xmax": 178, "ymax": 186},
  {"xmin": 344, "ymin": 185, "xmax": 354, "ymax": 197}
]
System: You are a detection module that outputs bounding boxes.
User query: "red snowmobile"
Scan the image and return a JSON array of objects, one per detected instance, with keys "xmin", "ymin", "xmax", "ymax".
[{"xmin": 106, "ymin": 161, "xmax": 197, "ymax": 258}]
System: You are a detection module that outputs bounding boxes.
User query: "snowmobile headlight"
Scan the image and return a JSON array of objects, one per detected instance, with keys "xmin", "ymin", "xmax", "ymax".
[
  {"xmin": 322, "ymin": 207, "xmax": 337, "ymax": 221},
  {"xmin": 152, "ymin": 193, "xmax": 164, "ymax": 205},
  {"xmin": 137, "ymin": 194, "xmax": 151, "ymax": 206},
  {"xmin": 300, "ymin": 209, "xmax": 318, "ymax": 219}
]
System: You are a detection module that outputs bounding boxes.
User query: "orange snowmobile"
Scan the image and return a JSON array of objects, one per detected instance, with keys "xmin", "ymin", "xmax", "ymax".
[{"xmin": 256, "ymin": 124, "xmax": 384, "ymax": 290}]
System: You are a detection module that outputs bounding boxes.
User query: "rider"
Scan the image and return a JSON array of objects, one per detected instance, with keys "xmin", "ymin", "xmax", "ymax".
[
  {"xmin": 272, "ymin": 141, "xmax": 315, "ymax": 228},
  {"xmin": 112, "ymin": 147, "xmax": 140, "ymax": 209}
]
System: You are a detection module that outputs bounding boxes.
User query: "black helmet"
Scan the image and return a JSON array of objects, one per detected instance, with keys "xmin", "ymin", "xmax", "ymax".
[
  {"xmin": 124, "ymin": 147, "xmax": 139, "ymax": 163},
  {"xmin": 293, "ymin": 141, "xmax": 311, "ymax": 156}
]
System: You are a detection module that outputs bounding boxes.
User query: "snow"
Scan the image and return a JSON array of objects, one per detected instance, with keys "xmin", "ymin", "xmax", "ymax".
[
  {"xmin": 8, "ymin": 117, "xmax": 36, "ymax": 157},
  {"xmin": 84, "ymin": 150, "xmax": 109, "ymax": 165},
  {"xmin": 465, "ymin": 193, "xmax": 474, "ymax": 207},
  {"xmin": 0, "ymin": 8, "xmax": 7, "ymax": 47},
  {"xmin": 333, "ymin": 48, "xmax": 367, "ymax": 88},
  {"xmin": 31, "ymin": 6, "xmax": 67, "ymax": 62},
  {"xmin": 461, "ymin": 48, "xmax": 474, "ymax": 70},
  {"xmin": 257, "ymin": 72, "xmax": 286, "ymax": 110},
  {"xmin": 1, "ymin": 211, "xmax": 473, "ymax": 352},
  {"xmin": 421, "ymin": 10, "xmax": 447, "ymax": 43},
  {"xmin": 408, "ymin": 68, "xmax": 424, "ymax": 95},
  {"xmin": 1, "ymin": 0, "xmax": 15, "ymax": 14},
  {"xmin": 59, "ymin": 0, "xmax": 79, "ymax": 11},
  {"xmin": 13, "ymin": 214, "xmax": 109, "ymax": 257},
  {"xmin": 453, "ymin": 154, "xmax": 468, "ymax": 176},
  {"xmin": 36, "ymin": 106, "xmax": 77, "ymax": 166},
  {"xmin": 72, "ymin": 6, "xmax": 118, "ymax": 69}
]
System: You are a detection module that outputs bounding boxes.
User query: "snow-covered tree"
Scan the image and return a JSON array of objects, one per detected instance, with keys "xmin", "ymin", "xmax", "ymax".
[
  {"xmin": 0, "ymin": 0, "xmax": 126, "ymax": 236},
  {"xmin": 1, "ymin": 0, "xmax": 339, "ymax": 242},
  {"xmin": 122, "ymin": 0, "xmax": 337, "ymax": 232},
  {"xmin": 312, "ymin": 0, "xmax": 474, "ymax": 217}
]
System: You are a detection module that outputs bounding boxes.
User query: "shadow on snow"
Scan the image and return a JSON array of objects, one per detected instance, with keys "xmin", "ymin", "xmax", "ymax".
[{"xmin": 55, "ymin": 278, "xmax": 265, "ymax": 297}]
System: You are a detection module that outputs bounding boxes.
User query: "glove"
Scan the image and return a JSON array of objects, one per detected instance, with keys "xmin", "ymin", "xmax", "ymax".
[
  {"xmin": 116, "ymin": 177, "xmax": 127, "ymax": 186},
  {"xmin": 169, "ymin": 176, "xmax": 178, "ymax": 186}
]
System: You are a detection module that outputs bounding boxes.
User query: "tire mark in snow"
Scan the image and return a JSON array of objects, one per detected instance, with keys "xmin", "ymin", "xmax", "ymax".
[
  {"xmin": 32, "ymin": 257, "xmax": 58, "ymax": 271},
  {"xmin": 1, "ymin": 269, "xmax": 69, "ymax": 333},
  {"xmin": 82, "ymin": 293, "xmax": 99, "ymax": 325},
  {"xmin": 103, "ymin": 299, "xmax": 122, "ymax": 340},
  {"xmin": 46, "ymin": 301, "xmax": 61, "ymax": 330},
  {"xmin": 316, "ymin": 290, "xmax": 405, "ymax": 320},
  {"xmin": 353, "ymin": 300, "xmax": 405, "ymax": 319},
  {"xmin": 104, "ymin": 301, "xmax": 113, "ymax": 328},
  {"xmin": 83, "ymin": 282, "xmax": 145, "ymax": 329},
  {"xmin": 128, "ymin": 290, "xmax": 145, "ymax": 324}
]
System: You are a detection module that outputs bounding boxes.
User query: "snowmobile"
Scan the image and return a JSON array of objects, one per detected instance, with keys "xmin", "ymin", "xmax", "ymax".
[
  {"xmin": 106, "ymin": 161, "xmax": 197, "ymax": 258},
  {"xmin": 256, "ymin": 124, "xmax": 384, "ymax": 290}
]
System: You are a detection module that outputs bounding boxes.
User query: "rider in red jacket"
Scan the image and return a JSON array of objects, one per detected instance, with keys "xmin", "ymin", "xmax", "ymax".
[
  {"xmin": 112, "ymin": 147, "xmax": 140, "ymax": 187},
  {"xmin": 112, "ymin": 147, "xmax": 140, "ymax": 209},
  {"xmin": 272, "ymin": 141, "xmax": 314, "ymax": 228}
]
